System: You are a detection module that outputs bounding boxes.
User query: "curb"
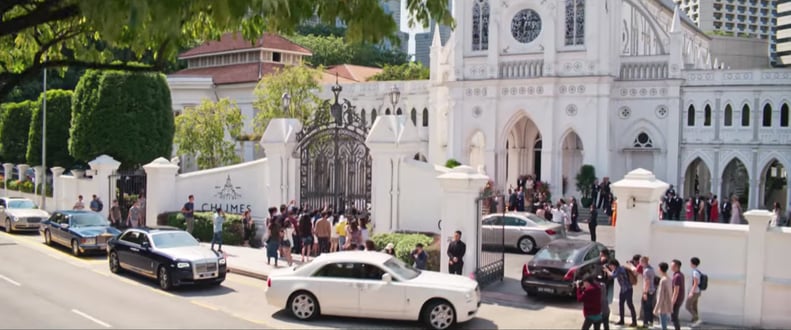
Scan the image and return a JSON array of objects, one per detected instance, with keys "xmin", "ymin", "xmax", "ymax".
[{"xmin": 228, "ymin": 266, "xmax": 268, "ymax": 281}]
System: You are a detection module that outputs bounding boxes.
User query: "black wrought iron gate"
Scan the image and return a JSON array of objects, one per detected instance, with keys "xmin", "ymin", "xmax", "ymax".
[
  {"xmin": 108, "ymin": 169, "xmax": 147, "ymax": 220},
  {"xmin": 295, "ymin": 84, "xmax": 371, "ymax": 214},
  {"xmin": 475, "ymin": 191, "xmax": 505, "ymax": 287}
]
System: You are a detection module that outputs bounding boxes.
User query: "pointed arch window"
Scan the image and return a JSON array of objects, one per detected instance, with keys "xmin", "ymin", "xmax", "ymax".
[
  {"xmin": 472, "ymin": 0, "xmax": 490, "ymax": 51},
  {"xmin": 633, "ymin": 132, "xmax": 654, "ymax": 148},
  {"xmin": 741, "ymin": 104, "xmax": 750, "ymax": 127},
  {"xmin": 762, "ymin": 104, "xmax": 772, "ymax": 127},
  {"xmin": 410, "ymin": 108, "xmax": 417, "ymax": 126},
  {"xmin": 687, "ymin": 105, "xmax": 695, "ymax": 126},
  {"xmin": 385, "ymin": 108, "xmax": 392, "ymax": 115},
  {"xmin": 564, "ymin": 0, "xmax": 585, "ymax": 46},
  {"xmin": 371, "ymin": 109, "xmax": 378, "ymax": 123},
  {"xmin": 422, "ymin": 108, "xmax": 429, "ymax": 127},
  {"xmin": 704, "ymin": 105, "xmax": 712, "ymax": 126},
  {"xmin": 724, "ymin": 104, "xmax": 733, "ymax": 126},
  {"xmin": 781, "ymin": 103, "xmax": 789, "ymax": 127},
  {"xmin": 396, "ymin": 108, "xmax": 403, "ymax": 115}
]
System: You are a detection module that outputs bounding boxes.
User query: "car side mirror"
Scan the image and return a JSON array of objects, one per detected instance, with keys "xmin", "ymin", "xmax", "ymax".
[
  {"xmin": 141, "ymin": 241, "xmax": 150, "ymax": 250},
  {"xmin": 382, "ymin": 273, "xmax": 392, "ymax": 283}
]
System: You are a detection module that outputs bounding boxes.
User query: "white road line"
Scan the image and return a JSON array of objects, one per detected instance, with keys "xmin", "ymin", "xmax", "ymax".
[
  {"xmin": 71, "ymin": 309, "xmax": 112, "ymax": 328},
  {"xmin": 0, "ymin": 274, "xmax": 21, "ymax": 286}
]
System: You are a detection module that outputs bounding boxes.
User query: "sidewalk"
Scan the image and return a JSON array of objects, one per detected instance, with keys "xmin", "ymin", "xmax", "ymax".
[{"xmin": 203, "ymin": 243, "xmax": 305, "ymax": 280}]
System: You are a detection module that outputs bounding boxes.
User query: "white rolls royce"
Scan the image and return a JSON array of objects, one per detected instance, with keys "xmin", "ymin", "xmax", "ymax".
[{"xmin": 265, "ymin": 251, "xmax": 481, "ymax": 330}]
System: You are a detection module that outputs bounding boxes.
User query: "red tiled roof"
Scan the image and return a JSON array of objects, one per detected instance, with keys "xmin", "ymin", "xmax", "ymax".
[
  {"xmin": 326, "ymin": 64, "xmax": 383, "ymax": 82},
  {"xmin": 170, "ymin": 62, "xmax": 286, "ymax": 85},
  {"xmin": 179, "ymin": 32, "xmax": 312, "ymax": 59}
]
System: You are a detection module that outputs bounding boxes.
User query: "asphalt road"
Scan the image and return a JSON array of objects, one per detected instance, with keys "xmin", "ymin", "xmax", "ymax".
[{"xmin": 0, "ymin": 230, "xmax": 597, "ymax": 329}]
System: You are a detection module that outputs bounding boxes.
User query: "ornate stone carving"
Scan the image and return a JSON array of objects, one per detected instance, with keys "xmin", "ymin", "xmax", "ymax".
[
  {"xmin": 566, "ymin": 104, "xmax": 578, "ymax": 117},
  {"xmin": 511, "ymin": 9, "xmax": 542, "ymax": 43}
]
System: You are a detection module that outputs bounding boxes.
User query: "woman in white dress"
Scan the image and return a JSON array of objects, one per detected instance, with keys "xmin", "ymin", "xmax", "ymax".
[{"xmin": 729, "ymin": 196, "xmax": 742, "ymax": 224}]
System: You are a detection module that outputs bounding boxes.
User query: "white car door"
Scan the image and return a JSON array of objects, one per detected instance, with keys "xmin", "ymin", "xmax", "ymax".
[
  {"xmin": 313, "ymin": 262, "xmax": 361, "ymax": 316},
  {"xmin": 357, "ymin": 263, "xmax": 406, "ymax": 319}
]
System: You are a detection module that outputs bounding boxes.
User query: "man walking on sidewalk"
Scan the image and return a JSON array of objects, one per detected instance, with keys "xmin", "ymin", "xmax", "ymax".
[
  {"xmin": 640, "ymin": 256, "xmax": 657, "ymax": 329},
  {"xmin": 181, "ymin": 195, "xmax": 195, "ymax": 234},
  {"xmin": 671, "ymin": 259, "xmax": 685, "ymax": 330},
  {"xmin": 687, "ymin": 257, "xmax": 704, "ymax": 327}
]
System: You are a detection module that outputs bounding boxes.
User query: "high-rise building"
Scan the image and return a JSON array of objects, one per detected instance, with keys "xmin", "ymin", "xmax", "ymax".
[
  {"xmin": 775, "ymin": 0, "xmax": 791, "ymax": 66},
  {"xmin": 674, "ymin": 0, "xmax": 777, "ymax": 39}
]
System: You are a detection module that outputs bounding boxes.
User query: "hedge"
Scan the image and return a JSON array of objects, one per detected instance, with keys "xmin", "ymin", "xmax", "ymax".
[
  {"xmin": 0, "ymin": 100, "xmax": 35, "ymax": 164},
  {"xmin": 26, "ymin": 89, "xmax": 75, "ymax": 167},
  {"xmin": 371, "ymin": 232, "xmax": 440, "ymax": 271},
  {"xmin": 163, "ymin": 211, "xmax": 244, "ymax": 246},
  {"xmin": 69, "ymin": 69, "xmax": 174, "ymax": 169}
]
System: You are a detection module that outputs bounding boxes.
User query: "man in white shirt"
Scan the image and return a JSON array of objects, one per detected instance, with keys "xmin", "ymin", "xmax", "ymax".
[{"xmin": 687, "ymin": 257, "xmax": 703, "ymax": 327}]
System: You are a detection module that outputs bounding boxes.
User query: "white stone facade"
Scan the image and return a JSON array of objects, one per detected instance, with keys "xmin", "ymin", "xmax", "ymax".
[{"xmin": 168, "ymin": 0, "xmax": 791, "ymax": 210}]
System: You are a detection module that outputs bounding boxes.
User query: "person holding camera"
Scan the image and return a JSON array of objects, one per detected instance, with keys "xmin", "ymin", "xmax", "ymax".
[{"xmin": 576, "ymin": 275, "xmax": 603, "ymax": 330}]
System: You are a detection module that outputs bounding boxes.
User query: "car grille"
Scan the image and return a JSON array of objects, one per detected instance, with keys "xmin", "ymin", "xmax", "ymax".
[
  {"xmin": 193, "ymin": 259, "xmax": 219, "ymax": 280},
  {"xmin": 23, "ymin": 217, "xmax": 42, "ymax": 223},
  {"xmin": 97, "ymin": 234, "xmax": 113, "ymax": 245}
]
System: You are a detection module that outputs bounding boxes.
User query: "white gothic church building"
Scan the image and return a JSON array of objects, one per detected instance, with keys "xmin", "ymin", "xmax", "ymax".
[{"xmin": 167, "ymin": 0, "xmax": 791, "ymax": 211}]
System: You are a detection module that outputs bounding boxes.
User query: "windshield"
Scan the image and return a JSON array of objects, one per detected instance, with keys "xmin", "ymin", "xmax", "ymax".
[
  {"xmin": 534, "ymin": 244, "xmax": 583, "ymax": 264},
  {"xmin": 384, "ymin": 257, "xmax": 421, "ymax": 280},
  {"xmin": 152, "ymin": 231, "xmax": 200, "ymax": 248},
  {"xmin": 70, "ymin": 213, "xmax": 110, "ymax": 227},
  {"xmin": 8, "ymin": 199, "xmax": 38, "ymax": 209}
]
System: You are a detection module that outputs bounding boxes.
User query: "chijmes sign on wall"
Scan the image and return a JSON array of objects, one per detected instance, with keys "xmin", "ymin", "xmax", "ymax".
[{"xmin": 199, "ymin": 175, "xmax": 252, "ymax": 214}]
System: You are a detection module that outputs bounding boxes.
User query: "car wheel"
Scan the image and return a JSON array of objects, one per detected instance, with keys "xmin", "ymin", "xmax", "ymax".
[
  {"xmin": 71, "ymin": 240, "xmax": 81, "ymax": 257},
  {"xmin": 44, "ymin": 230, "xmax": 52, "ymax": 245},
  {"xmin": 158, "ymin": 266, "xmax": 173, "ymax": 291},
  {"xmin": 287, "ymin": 291, "xmax": 319, "ymax": 321},
  {"xmin": 422, "ymin": 299, "xmax": 456, "ymax": 330},
  {"xmin": 517, "ymin": 236, "xmax": 536, "ymax": 254},
  {"xmin": 4, "ymin": 218, "xmax": 11, "ymax": 233},
  {"xmin": 109, "ymin": 251, "xmax": 123, "ymax": 274}
]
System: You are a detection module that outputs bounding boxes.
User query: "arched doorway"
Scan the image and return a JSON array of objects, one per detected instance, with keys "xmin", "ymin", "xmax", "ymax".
[
  {"xmin": 684, "ymin": 158, "xmax": 712, "ymax": 198},
  {"xmin": 468, "ymin": 131, "xmax": 486, "ymax": 172},
  {"xmin": 721, "ymin": 158, "xmax": 750, "ymax": 206},
  {"xmin": 760, "ymin": 159, "xmax": 787, "ymax": 209},
  {"xmin": 561, "ymin": 131, "xmax": 583, "ymax": 196},
  {"xmin": 504, "ymin": 116, "xmax": 542, "ymax": 189}
]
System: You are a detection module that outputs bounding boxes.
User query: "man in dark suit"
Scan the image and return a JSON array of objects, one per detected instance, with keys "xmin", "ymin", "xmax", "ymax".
[
  {"xmin": 447, "ymin": 230, "xmax": 466, "ymax": 275},
  {"xmin": 669, "ymin": 192, "xmax": 683, "ymax": 220},
  {"xmin": 571, "ymin": 197, "xmax": 581, "ymax": 232},
  {"xmin": 588, "ymin": 205, "xmax": 599, "ymax": 242},
  {"xmin": 508, "ymin": 188, "xmax": 518, "ymax": 211},
  {"xmin": 720, "ymin": 197, "xmax": 732, "ymax": 223}
]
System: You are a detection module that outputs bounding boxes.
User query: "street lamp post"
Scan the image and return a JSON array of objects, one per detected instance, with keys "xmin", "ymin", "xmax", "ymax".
[
  {"xmin": 41, "ymin": 59, "xmax": 47, "ymax": 209},
  {"xmin": 389, "ymin": 85, "xmax": 401, "ymax": 111}
]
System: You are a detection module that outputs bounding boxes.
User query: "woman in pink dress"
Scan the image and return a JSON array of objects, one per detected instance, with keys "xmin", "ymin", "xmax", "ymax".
[
  {"xmin": 709, "ymin": 196, "xmax": 719, "ymax": 223},
  {"xmin": 685, "ymin": 198, "xmax": 694, "ymax": 221}
]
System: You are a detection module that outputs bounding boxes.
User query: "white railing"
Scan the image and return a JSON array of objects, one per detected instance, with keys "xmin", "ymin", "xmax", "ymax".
[
  {"xmin": 619, "ymin": 62, "xmax": 669, "ymax": 80},
  {"xmin": 499, "ymin": 60, "xmax": 544, "ymax": 79}
]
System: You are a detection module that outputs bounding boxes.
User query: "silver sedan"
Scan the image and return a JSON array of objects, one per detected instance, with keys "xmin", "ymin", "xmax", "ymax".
[{"xmin": 481, "ymin": 212, "xmax": 564, "ymax": 254}]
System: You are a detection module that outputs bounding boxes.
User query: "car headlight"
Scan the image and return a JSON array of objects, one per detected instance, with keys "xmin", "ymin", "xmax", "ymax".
[
  {"xmin": 176, "ymin": 262, "xmax": 190, "ymax": 269},
  {"xmin": 10, "ymin": 215, "xmax": 18, "ymax": 222},
  {"xmin": 218, "ymin": 258, "xmax": 226, "ymax": 265},
  {"xmin": 465, "ymin": 292, "xmax": 473, "ymax": 302}
]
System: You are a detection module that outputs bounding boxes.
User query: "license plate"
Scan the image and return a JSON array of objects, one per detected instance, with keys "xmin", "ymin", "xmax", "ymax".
[{"xmin": 538, "ymin": 287, "xmax": 554, "ymax": 293}]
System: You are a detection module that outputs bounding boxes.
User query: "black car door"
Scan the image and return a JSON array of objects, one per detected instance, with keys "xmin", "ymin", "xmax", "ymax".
[
  {"xmin": 136, "ymin": 233, "xmax": 157, "ymax": 276},
  {"xmin": 579, "ymin": 246, "xmax": 601, "ymax": 280}
]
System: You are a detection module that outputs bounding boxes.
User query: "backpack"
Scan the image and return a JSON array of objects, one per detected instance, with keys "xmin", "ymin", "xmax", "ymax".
[
  {"xmin": 96, "ymin": 199, "xmax": 104, "ymax": 212},
  {"xmin": 627, "ymin": 268, "xmax": 638, "ymax": 286},
  {"xmin": 697, "ymin": 270, "xmax": 708, "ymax": 291}
]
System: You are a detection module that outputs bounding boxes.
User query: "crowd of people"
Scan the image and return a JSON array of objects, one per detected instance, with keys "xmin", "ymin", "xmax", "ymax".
[
  {"xmin": 74, "ymin": 193, "xmax": 147, "ymax": 229},
  {"xmin": 576, "ymin": 251, "xmax": 707, "ymax": 330},
  {"xmin": 660, "ymin": 185, "xmax": 788, "ymax": 226}
]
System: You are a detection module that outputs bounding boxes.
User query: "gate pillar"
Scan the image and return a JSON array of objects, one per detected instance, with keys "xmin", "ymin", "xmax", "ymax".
[
  {"xmin": 88, "ymin": 155, "xmax": 121, "ymax": 219},
  {"xmin": 366, "ymin": 115, "xmax": 421, "ymax": 233},
  {"xmin": 437, "ymin": 166, "xmax": 489, "ymax": 276},
  {"xmin": 260, "ymin": 118, "xmax": 301, "ymax": 208},
  {"xmin": 143, "ymin": 158, "xmax": 179, "ymax": 227}
]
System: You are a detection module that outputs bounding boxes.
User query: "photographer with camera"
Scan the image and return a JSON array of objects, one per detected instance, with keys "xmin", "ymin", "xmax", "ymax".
[{"xmin": 576, "ymin": 275, "xmax": 603, "ymax": 330}]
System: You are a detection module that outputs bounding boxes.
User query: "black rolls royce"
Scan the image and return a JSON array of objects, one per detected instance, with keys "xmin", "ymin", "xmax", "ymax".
[
  {"xmin": 521, "ymin": 239, "xmax": 612, "ymax": 296},
  {"xmin": 107, "ymin": 227, "xmax": 226, "ymax": 290}
]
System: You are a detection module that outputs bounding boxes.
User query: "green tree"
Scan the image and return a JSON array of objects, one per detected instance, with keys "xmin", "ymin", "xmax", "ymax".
[
  {"xmin": 0, "ymin": 0, "xmax": 453, "ymax": 100},
  {"xmin": 576, "ymin": 164, "xmax": 597, "ymax": 207},
  {"xmin": 369, "ymin": 62, "xmax": 430, "ymax": 81},
  {"xmin": 0, "ymin": 100, "xmax": 36, "ymax": 164},
  {"xmin": 253, "ymin": 64, "xmax": 322, "ymax": 135},
  {"xmin": 26, "ymin": 89, "xmax": 75, "ymax": 167},
  {"xmin": 174, "ymin": 98, "xmax": 244, "ymax": 170},
  {"xmin": 289, "ymin": 34, "xmax": 409, "ymax": 68},
  {"xmin": 69, "ymin": 69, "xmax": 174, "ymax": 169}
]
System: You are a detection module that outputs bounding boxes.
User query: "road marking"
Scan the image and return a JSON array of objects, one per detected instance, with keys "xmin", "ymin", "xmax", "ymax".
[
  {"xmin": 71, "ymin": 309, "xmax": 111, "ymax": 328},
  {"xmin": 148, "ymin": 287, "xmax": 175, "ymax": 297},
  {"xmin": 0, "ymin": 274, "xmax": 21, "ymax": 286},
  {"xmin": 190, "ymin": 300, "xmax": 220, "ymax": 311}
]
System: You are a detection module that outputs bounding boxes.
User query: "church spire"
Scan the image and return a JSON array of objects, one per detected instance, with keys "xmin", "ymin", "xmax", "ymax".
[
  {"xmin": 670, "ymin": 5, "xmax": 682, "ymax": 34},
  {"xmin": 431, "ymin": 23, "xmax": 442, "ymax": 49}
]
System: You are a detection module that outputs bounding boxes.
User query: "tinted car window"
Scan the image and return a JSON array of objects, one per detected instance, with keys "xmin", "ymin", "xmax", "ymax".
[
  {"xmin": 0, "ymin": 199, "xmax": 6, "ymax": 207},
  {"xmin": 505, "ymin": 217, "xmax": 526, "ymax": 226},
  {"xmin": 584, "ymin": 247, "xmax": 599, "ymax": 261},
  {"xmin": 483, "ymin": 216, "xmax": 503, "ymax": 226},
  {"xmin": 534, "ymin": 243, "xmax": 583, "ymax": 263},
  {"xmin": 314, "ymin": 263, "xmax": 358, "ymax": 279},
  {"xmin": 120, "ymin": 231, "xmax": 141, "ymax": 244},
  {"xmin": 359, "ymin": 263, "xmax": 386, "ymax": 280}
]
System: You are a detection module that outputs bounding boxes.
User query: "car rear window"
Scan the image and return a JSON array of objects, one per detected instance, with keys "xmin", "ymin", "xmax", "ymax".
[{"xmin": 534, "ymin": 244, "xmax": 582, "ymax": 263}]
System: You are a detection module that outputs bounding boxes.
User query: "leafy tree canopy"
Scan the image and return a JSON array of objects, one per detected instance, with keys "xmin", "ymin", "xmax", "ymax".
[
  {"xmin": 69, "ymin": 69, "xmax": 174, "ymax": 169},
  {"xmin": 0, "ymin": 100, "xmax": 35, "ymax": 164},
  {"xmin": 368, "ymin": 62, "xmax": 430, "ymax": 81},
  {"xmin": 0, "ymin": 0, "xmax": 453, "ymax": 100},
  {"xmin": 26, "ymin": 89, "xmax": 75, "ymax": 167},
  {"xmin": 253, "ymin": 64, "xmax": 322, "ymax": 135},
  {"xmin": 288, "ymin": 33, "xmax": 409, "ymax": 68},
  {"xmin": 174, "ymin": 98, "xmax": 244, "ymax": 170}
]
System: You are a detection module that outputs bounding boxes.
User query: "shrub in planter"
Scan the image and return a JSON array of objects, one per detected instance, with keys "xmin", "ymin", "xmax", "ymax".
[
  {"xmin": 19, "ymin": 180, "xmax": 34, "ymax": 193},
  {"xmin": 7, "ymin": 179, "xmax": 19, "ymax": 191},
  {"xmin": 36, "ymin": 183, "xmax": 53, "ymax": 197},
  {"xmin": 165, "ymin": 211, "xmax": 243, "ymax": 246},
  {"xmin": 371, "ymin": 233, "xmax": 438, "ymax": 271},
  {"xmin": 445, "ymin": 158, "xmax": 462, "ymax": 168}
]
